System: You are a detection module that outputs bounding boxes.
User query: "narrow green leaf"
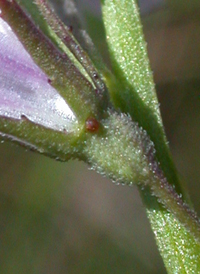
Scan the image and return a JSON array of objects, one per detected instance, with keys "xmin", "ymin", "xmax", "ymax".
[
  {"xmin": 101, "ymin": 0, "xmax": 181, "ymax": 192},
  {"xmin": 101, "ymin": 1, "xmax": 200, "ymax": 273}
]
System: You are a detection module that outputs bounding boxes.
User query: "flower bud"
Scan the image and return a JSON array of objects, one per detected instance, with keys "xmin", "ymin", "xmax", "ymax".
[{"xmin": 0, "ymin": 0, "xmax": 110, "ymax": 160}]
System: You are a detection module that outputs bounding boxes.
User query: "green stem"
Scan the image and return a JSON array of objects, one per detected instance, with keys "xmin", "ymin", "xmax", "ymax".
[
  {"xmin": 84, "ymin": 111, "xmax": 200, "ymax": 273},
  {"xmin": 146, "ymin": 163, "xmax": 200, "ymax": 241},
  {"xmin": 84, "ymin": 111, "xmax": 200, "ymax": 241}
]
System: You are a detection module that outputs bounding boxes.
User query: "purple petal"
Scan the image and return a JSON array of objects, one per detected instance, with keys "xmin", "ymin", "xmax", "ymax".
[{"xmin": 0, "ymin": 17, "xmax": 77, "ymax": 132}]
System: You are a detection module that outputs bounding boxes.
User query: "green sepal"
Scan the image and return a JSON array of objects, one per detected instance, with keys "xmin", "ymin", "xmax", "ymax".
[
  {"xmin": 0, "ymin": 0, "xmax": 108, "ymax": 123},
  {"xmin": 0, "ymin": 117, "xmax": 84, "ymax": 161}
]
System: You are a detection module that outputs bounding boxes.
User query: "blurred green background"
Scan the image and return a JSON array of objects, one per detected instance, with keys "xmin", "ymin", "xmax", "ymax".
[{"xmin": 0, "ymin": 0, "xmax": 199, "ymax": 273}]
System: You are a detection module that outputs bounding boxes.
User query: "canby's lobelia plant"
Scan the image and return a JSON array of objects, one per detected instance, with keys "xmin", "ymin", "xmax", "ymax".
[{"xmin": 0, "ymin": 0, "xmax": 199, "ymax": 273}]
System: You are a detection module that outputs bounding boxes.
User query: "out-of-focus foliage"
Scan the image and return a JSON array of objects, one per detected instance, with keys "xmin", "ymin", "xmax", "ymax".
[{"xmin": 0, "ymin": 1, "xmax": 199, "ymax": 273}]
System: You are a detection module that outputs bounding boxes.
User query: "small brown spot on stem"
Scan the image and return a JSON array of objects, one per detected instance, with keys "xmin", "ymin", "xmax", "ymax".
[{"xmin": 85, "ymin": 117, "xmax": 99, "ymax": 133}]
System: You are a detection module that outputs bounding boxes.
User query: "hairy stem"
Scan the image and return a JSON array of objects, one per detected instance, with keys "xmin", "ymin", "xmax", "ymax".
[
  {"xmin": 147, "ymin": 158, "xmax": 200, "ymax": 241},
  {"xmin": 84, "ymin": 111, "xmax": 200, "ymax": 242}
]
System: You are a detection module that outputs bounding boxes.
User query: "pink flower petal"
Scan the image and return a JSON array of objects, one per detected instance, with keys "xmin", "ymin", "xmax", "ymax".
[{"xmin": 0, "ymin": 17, "xmax": 77, "ymax": 132}]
